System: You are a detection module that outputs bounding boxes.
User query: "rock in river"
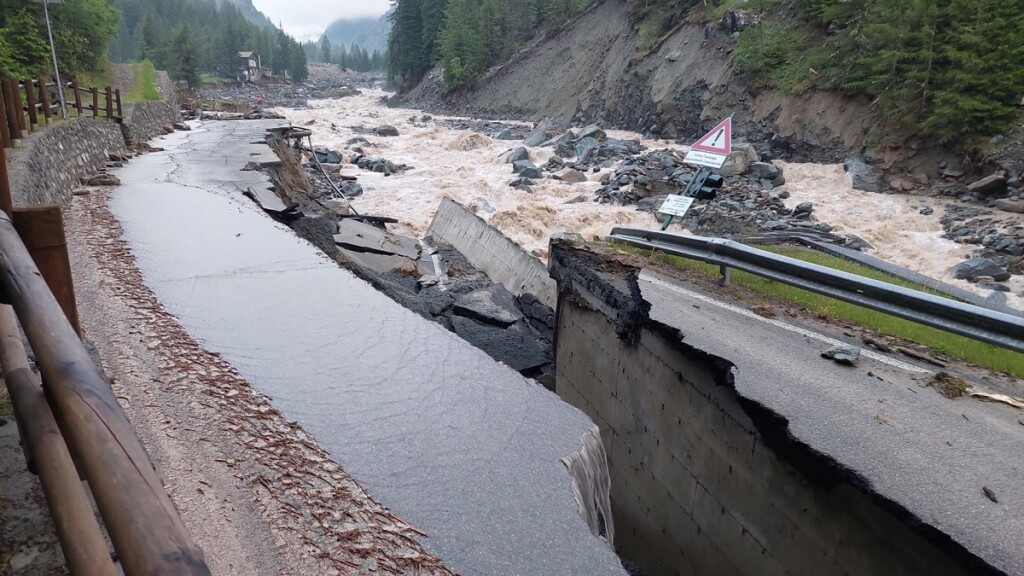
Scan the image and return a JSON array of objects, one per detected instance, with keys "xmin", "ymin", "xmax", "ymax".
[{"xmin": 949, "ymin": 258, "xmax": 1011, "ymax": 282}]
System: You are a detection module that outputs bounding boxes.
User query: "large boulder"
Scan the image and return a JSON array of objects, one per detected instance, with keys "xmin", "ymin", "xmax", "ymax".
[
  {"xmin": 748, "ymin": 162, "xmax": 780, "ymax": 181},
  {"xmin": 950, "ymin": 258, "xmax": 1011, "ymax": 282},
  {"xmin": 512, "ymin": 160, "xmax": 543, "ymax": 179},
  {"xmin": 966, "ymin": 175, "xmax": 1008, "ymax": 196},
  {"xmin": 844, "ymin": 157, "xmax": 882, "ymax": 192},
  {"xmin": 718, "ymin": 150, "xmax": 750, "ymax": 178},
  {"xmin": 574, "ymin": 137, "xmax": 601, "ymax": 162},
  {"xmin": 374, "ymin": 125, "xmax": 400, "ymax": 137},
  {"xmin": 994, "ymin": 199, "xmax": 1024, "ymax": 213},
  {"xmin": 524, "ymin": 122, "xmax": 552, "ymax": 146},
  {"xmin": 578, "ymin": 124, "xmax": 607, "ymax": 143},
  {"xmin": 500, "ymin": 147, "xmax": 530, "ymax": 164}
]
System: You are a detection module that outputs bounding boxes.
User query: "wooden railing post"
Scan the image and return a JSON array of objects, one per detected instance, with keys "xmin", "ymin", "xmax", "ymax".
[
  {"xmin": 39, "ymin": 76, "xmax": 52, "ymax": 125},
  {"xmin": 0, "ymin": 307, "xmax": 118, "ymax": 576},
  {"xmin": 24, "ymin": 80, "xmax": 38, "ymax": 131},
  {"xmin": 90, "ymin": 87, "xmax": 98, "ymax": 118},
  {"xmin": 8, "ymin": 79, "xmax": 26, "ymax": 137},
  {"xmin": 104, "ymin": 86, "xmax": 113, "ymax": 119},
  {"xmin": 115, "ymin": 88, "xmax": 123, "ymax": 118},
  {"xmin": 12, "ymin": 206, "xmax": 81, "ymax": 335},
  {"xmin": 0, "ymin": 212, "xmax": 212, "ymax": 576},
  {"xmin": 0, "ymin": 83, "xmax": 11, "ymax": 149},
  {"xmin": 0, "ymin": 145, "xmax": 11, "ymax": 216},
  {"xmin": 71, "ymin": 79, "xmax": 82, "ymax": 116},
  {"xmin": 2, "ymin": 80, "xmax": 21, "ymax": 143}
]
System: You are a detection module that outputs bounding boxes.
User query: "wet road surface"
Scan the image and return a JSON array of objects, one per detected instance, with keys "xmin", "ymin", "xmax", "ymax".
[{"xmin": 108, "ymin": 121, "xmax": 626, "ymax": 575}]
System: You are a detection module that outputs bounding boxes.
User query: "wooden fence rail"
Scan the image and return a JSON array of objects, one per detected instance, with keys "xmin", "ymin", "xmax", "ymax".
[{"xmin": 0, "ymin": 76, "xmax": 122, "ymax": 150}]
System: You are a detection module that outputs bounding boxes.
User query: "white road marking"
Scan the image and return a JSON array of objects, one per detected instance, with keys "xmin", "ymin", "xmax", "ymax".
[{"xmin": 639, "ymin": 272, "xmax": 929, "ymax": 374}]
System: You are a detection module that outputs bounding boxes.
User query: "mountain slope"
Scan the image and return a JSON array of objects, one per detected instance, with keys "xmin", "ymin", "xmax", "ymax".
[
  {"xmin": 320, "ymin": 16, "xmax": 389, "ymax": 54},
  {"xmin": 223, "ymin": 0, "xmax": 276, "ymax": 29},
  {"xmin": 405, "ymin": 0, "xmax": 872, "ymax": 162}
]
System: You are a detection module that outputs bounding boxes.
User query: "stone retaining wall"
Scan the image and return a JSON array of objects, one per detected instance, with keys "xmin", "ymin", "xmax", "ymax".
[
  {"xmin": 7, "ymin": 118, "xmax": 127, "ymax": 206},
  {"xmin": 6, "ymin": 69, "xmax": 180, "ymax": 206}
]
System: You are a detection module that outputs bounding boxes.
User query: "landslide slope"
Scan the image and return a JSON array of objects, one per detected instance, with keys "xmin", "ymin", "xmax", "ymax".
[{"xmin": 406, "ymin": 0, "xmax": 874, "ymax": 161}]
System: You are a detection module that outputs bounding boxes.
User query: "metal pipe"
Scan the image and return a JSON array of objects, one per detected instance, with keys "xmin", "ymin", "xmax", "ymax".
[
  {"xmin": 0, "ymin": 306, "xmax": 117, "ymax": 576},
  {"xmin": 41, "ymin": 0, "xmax": 68, "ymax": 119},
  {"xmin": 0, "ymin": 211, "xmax": 210, "ymax": 575}
]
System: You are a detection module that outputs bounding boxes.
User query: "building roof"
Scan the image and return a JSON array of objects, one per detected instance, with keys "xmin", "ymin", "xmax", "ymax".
[{"xmin": 238, "ymin": 51, "xmax": 255, "ymax": 58}]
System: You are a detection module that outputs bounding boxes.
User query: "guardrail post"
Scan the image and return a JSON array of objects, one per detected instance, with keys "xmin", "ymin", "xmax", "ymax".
[
  {"xmin": 39, "ymin": 76, "xmax": 52, "ymax": 125},
  {"xmin": 24, "ymin": 80, "xmax": 38, "ymax": 130},
  {"xmin": 90, "ymin": 87, "xmax": 98, "ymax": 117},
  {"xmin": 71, "ymin": 79, "xmax": 82, "ymax": 116},
  {"xmin": 719, "ymin": 265, "xmax": 731, "ymax": 287},
  {"xmin": 12, "ymin": 205, "xmax": 81, "ymax": 335},
  {"xmin": 104, "ymin": 86, "xmax": 113, "ymax": 119}
]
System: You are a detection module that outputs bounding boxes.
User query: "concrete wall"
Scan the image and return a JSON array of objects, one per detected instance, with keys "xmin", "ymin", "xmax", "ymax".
[
  {"xmin": 7, "ymin": 118, "xmax": 127, "ymax": 206},
  {"xmin": 550, "ymin": 243, "xmax": 974, "ymax": 576},
  {"xmin": 427, "ymin": 197, "xmax": 558, "ymax": 307}
]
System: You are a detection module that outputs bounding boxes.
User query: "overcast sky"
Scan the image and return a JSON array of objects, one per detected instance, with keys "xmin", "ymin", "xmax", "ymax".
[{"xmin": 250, "ymin": 0, "xmax": 391, "ymax": 41}]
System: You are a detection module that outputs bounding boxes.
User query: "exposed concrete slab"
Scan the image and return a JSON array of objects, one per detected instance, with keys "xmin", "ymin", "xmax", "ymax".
[
  {"xmin": 453, "ymin": 284, "xmax": 524, "ymax": 327},
  {"xmin": 427, "ymin": 197, "xmax": 557, "ymax": 308},
  {"xmin": 334, "ymin": 218, "xmax": 420, "ymax": 259},
  {"xmin": 106, "ymin": 120, "xmax": 626, "ymax": 576}
]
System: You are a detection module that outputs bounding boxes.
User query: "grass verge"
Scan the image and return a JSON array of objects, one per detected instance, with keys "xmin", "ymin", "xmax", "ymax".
[
  {"xmin": 124, "ymin": 60, "xmax": 162, "ymax": 103},
  {"xmin": 614, "ymin": 242, "xmax": 1024, "ymax": 377}
]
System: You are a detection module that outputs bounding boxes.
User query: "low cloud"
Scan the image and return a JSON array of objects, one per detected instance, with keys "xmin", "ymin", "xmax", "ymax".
[{"xmin": 251, "ymin": 0, "xmax": 390, "ymax": 41}]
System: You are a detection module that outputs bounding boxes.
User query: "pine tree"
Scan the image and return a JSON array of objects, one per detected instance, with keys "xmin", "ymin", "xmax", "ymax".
[
  {"xmin": 388, "ymin": 0, "xmax": 427, "ymax": 86},
  {"xmin": 319, "ymin": 37, "xmax": 332, "ymax": 63},
  {"xmin": 139, "ymin": 14, "xmax": 160, "ymax": 64},
  {"xmin": 169, "ymin": 25, "xmax": 200, "ymax": 88},
  {"xmin": 420, "ymin": 0, "xmax": 448, "ymax": 63},
  {"xmin": 924, "ymin": 0, "xmax": 1024, "ymax": 142},
  {"xmin": 0, "ymin": 9, "xmax": 52, "ymax": 78}
]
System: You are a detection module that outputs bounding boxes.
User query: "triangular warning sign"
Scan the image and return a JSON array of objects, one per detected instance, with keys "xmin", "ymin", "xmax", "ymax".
[{"xmin": 689, "ymin": 118, "xmax": 732, "ymax": 156}]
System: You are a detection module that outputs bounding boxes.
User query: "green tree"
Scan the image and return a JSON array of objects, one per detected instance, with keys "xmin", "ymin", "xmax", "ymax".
[
  {"xmin": 388, "ymin": 0, "xmax": 427, "ymax": 87},
  {"xmin": 139, "ymin": 14, "xmax": 161, "ymax": 64},
  {"xmin": 319, "ymin": 37, "xmax": 332, "ymax": 63},
  {"xmin": 0, "ymin": 9, "xmax": 51, "ymax": 78},
  {"xmin": 169, "ymin": 25, "xmax": 200, "ymax": 88},
  {"xmin": 924, "ymin": 0, "xmax": 1024, "ymax": 142}
]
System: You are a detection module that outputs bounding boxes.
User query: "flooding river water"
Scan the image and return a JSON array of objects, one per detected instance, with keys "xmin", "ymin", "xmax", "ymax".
[{"xmin": 279, "ymin": 90, "xmax": 1022, "ymax": 309}]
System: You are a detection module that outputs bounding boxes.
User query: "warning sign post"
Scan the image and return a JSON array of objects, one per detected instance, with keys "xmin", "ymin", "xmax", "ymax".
[{"xmin": 661, "ymin": 115, "xmax": 734, "ymax": 231}]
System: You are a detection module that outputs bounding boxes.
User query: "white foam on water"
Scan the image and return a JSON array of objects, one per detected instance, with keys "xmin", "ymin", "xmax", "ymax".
[
  {"xmin": 274, "ymin": 91, "xmax": 1021, "ymax": 309},
  {"xmin": 276, "ymin": 90, "xmax": 658, "ymax": 258},
  {"xmin": 777, "ymin": 162, "xmax": 1023, "ymax": 310}
]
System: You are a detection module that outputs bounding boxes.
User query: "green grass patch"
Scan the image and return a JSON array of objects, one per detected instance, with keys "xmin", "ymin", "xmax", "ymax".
[
  {"xmin": 614, "ymin": 242, "xmax": 1024, "ymax": 376},
  {"xmin": 124, "ymin": 60, "xmax": 162, "ymax": 103}
]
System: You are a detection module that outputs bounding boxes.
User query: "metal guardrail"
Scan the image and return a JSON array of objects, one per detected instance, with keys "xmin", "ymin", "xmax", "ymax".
[
  {"xmin": 609, "ymin": 227, "xmax": 1024, "ymax": 354},
  {"xmin": 0, "ymin": 206, "xmax": 209, "ymax": 572}
]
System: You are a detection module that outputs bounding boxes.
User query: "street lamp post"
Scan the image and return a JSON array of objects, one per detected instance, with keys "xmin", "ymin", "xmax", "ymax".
[{"xmin": 33, "ymin": 0, "xmax": 67, "ymax": 119}]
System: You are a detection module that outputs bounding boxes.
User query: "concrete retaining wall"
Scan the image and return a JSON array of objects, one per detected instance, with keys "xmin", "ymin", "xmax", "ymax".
[
  {"xmin": 7, "ymin": 118, "xmax": 127, "ymax": 206},
  {"xmin": 427, "ymin": 197, "xmax": 557, "ymax": 307},
  {"xmin": 549, "ymin": 241, "xmax": 974, "ymax": 576}
]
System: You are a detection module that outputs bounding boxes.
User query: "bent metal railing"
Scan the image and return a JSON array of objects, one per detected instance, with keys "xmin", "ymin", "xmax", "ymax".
[
  {"xmin": 609, "ymin": 227, "xmax": 1024, "ymax": 354},
  {"xmin": 0, "ymin": 187, "xmax": 209, "ymax": 572}
]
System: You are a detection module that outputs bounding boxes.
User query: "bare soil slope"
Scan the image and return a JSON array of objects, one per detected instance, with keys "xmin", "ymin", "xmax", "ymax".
[{"xmin": 408, "ymin": 0, "xmax": 875, "ymax": 161}]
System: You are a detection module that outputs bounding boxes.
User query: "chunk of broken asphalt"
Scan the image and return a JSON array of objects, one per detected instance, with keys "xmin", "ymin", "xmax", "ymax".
[
  {"xmin": 453, "ymin": 284, "xmax": 524, "ymax": 327},
  {"xmin": 821, "ymin": 344, "xmax": 860, "ymax": 366}
]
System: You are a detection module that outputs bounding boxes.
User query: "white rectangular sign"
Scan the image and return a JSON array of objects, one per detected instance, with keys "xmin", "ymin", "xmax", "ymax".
[
  {"xmin": 658, "ymin": 194, "xmax": 695, "ymax": 217},
  {"xmin": 684, "ymin": 149, "xmax": 726, "ymax": 169}
]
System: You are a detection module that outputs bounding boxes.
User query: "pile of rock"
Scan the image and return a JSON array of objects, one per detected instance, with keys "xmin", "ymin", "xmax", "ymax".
[
  {"xmin": 940, "ymin": 204, "xmax": 1024, "ymax": 277},
  {"xmin": 949, "ymin": 257, "xmax": 1018, "ymax": 293},
  {"xmin": 351, "ymin": 153, "xmax": 411, "ymax": 176}
]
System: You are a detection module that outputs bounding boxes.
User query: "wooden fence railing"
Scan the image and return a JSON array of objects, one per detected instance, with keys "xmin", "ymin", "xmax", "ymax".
[{"xmin": 0, "ymin": 77, "xmax": 122, "ymax": 150}]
